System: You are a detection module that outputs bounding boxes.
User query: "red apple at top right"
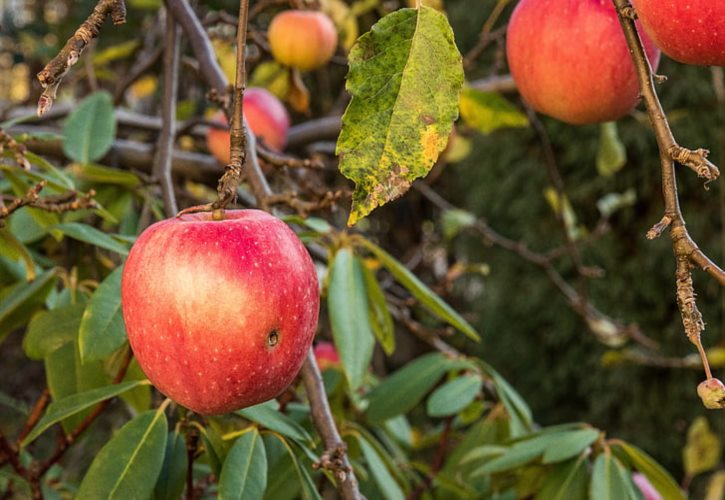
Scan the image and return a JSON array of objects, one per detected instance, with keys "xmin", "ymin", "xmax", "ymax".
[{"xmin": 631, "ymin": 0, "xmax": 725, "ymax": 67}]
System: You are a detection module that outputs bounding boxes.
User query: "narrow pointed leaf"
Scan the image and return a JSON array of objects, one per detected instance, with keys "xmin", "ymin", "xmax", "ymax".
[
  {"xmin": 365, "ymin": 352, "xmax": 476, "ymax": 422},
  {"xmin": 426, "ymin": 374, "xmax": 481, "ymax": 417},
  {"xmin": 79, "ymin": 266, "xmax": 127, "ymax": 362},
  {"xmin": 361, "ymin": 265, "xmax": 395, "ymax": 355},
  {"xmin": 0, "ymin": 270, "xmax": 56, "ymax": 325},
  {"xmin": 541, "ymin": 428, "xmax": 599, "ymax": 464},
  {"xmin": 237, "ymin": 401, "xmax": 312, "ymax": 443},
  {"xmin": 23, "ymin": 303, "xmax": 85, "ymax": 359},
  {"xmin": 219, "ymin": 429, "xmax": 267, "ymax": 500},
  {"xmin": 62, "ymin": 91, "xmax": 116, "ymax": 164},
  {"xmin": 53, "ymin": 223, "xmax": 130, "ymax": 255},
  {"xmin": 76, "ymin": 408, "xmax": 168, "ymax": 499},
  {"xmin": 612, "ymin": 442, "xmax": 685, "ymax": 500},
  {"xmin": 327, "ymin": 248, "xmax": 375, "ymax": 390},
  {"xmin": 535, "ymin": 456, "xmax": 588, "ymax": 500},
  {"xmin": 596, "ymin": 121, "xmax": 627, "ymax": 177},
  {"xmin": 337, "ymin": 6, "xmax": 463, "ymax": 225},
  {"xmin": 358, "ymin": 435, "xmax": 405, "ymax": 500},
  {"xmin": 356, "ymin": 237, "xmax": 479, "ymax": 341},
  {"xmin": 154, "ymin": 430, "xmax": 188, "ymax": 500},
  {"xmin": 22, "ymin": 380, "xmax": 149, "ymax": 446}
]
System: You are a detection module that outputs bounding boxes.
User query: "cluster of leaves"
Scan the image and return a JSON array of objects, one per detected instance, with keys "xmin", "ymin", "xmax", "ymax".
[{"xmin": 2, "ymin": 0, "xmax": 722, "ymax": 498}]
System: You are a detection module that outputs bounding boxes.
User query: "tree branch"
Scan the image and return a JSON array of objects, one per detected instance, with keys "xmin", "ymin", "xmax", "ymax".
[
  {"xmin": 153, "ymin": 12, "xmax": 181, "ymax": 217},
  {"xmin": 36, "ymin": 0, "xmax": 127, "ymax": 116},
  {"xmin": 613, "ymin": 0, "xmax": 725, "ymax": 406}
]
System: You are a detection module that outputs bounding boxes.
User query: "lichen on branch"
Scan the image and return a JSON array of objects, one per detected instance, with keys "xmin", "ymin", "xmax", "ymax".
[{"xmin": 36, "ymin": 0, "xmax": 127, "ymax": 116}]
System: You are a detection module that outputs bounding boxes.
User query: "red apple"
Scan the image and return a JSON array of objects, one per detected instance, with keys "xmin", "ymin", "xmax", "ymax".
[
  {"xmin": 314, "ymin": 341, "xmax": 340, "ymax": 371},
  {"xmin": 268, "ymin": 10, "xmax": 338, "ymax": 72},
  {"xmin": 121, "ymin": 209, "xmax": 319, "ymax": 415},
  {"xmin": 206, "ymin": 87, "xmax": 290, "ymax": 164},
  {"xmin": 631, "ymin": 0, "xmax": 725, "ymax": 66},
  {"xmin": 506, "ymin": 0, "xmax": 661, "ymax": 125}
]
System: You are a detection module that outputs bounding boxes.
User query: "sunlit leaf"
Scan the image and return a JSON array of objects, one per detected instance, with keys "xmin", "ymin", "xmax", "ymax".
[
  {"xmin": 459, "ymin": 87, "xmax": 528, "ymax": 134},
  {"xmin": 337, "ymin": 6, "xmax": 463, "ymax": 225},
  {"xmin": 612, "ymin": 442, "xmax": 685, "ymax": 500},
  {"xmin": 361, "ymin": 264, "xmax": 395, "ymax": 355},
  {"xmin": 53, "ymin": 222, "xmax": 130, "ymax": 255},
  {"xmin": 683, "ymin": 417, "xmax": 721, "ymax": 478},
  {"xmin": 236, "ymin": 401, "xmax": 312, "ymax": 444},
  {"xmin": 357, "ymin": 435, "xmax": 405, "ymax": 500}
]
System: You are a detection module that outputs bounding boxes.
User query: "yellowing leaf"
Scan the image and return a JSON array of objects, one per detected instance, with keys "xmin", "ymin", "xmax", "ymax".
[
  {"xmin": 337, "ymin": 7, "xmax": 463, "ymax": 226},
  {"xmin": 320, "ymin": 0, "xmax": 359, "ymax": 49},
  {"xmin": 213, "ymin": 39, "xmax": 237, "ymax": 84},
  {"xmin": 596, "ymin": 121, "xmax": 627, "ymax": 177},
  {"xmin": 406, "ymin": 0, "xmax": 445, "ymax": 10},
  {"xmin": 459, "ymin": 87, "xmax": 528, "ymax": 134},
  {"xmin": 93, "ymin": 40, "xmax": 141, "ymax": 66},
  {"xmin": 248, "ymin": 61, "xmax": 290, "ymax": 100},
  {"xmin": 683, "ymin": 417, "xmax": 721, "ymax": 478},
  {"xmin": 127, "ymin": 75, "xmax": 157, "ymax": 101}
]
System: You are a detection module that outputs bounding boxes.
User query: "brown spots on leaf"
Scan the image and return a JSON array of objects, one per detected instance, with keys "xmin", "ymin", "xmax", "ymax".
[{"xmin": 420, "ymin": 114, "xmax": 436, "ymax": 125}]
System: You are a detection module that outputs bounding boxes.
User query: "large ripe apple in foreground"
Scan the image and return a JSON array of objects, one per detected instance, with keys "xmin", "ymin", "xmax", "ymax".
[
  {"xmin": 631, "ymin": 0, "xmax": 725, "ymax": 66},
  {"xmin": 121, "ymin": 210, "xmax": 319, "ymax": 415},
  {"xmin": 206, "ymin": 87, "xmax": 290, "ymax": 165},
  {"xmin": 268, "ymin": 10, "xmax": 338, "ymax": 71},
  {"xmin": 506, "ymin": 0, "xmax": 661, "ymax": 125}
]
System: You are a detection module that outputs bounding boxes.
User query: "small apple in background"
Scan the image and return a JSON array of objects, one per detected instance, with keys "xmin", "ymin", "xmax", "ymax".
[
  {"xmin": 206, "ymin": 87, "xmax": 290, "ymax": 164},
  {"xmin": 506, "ymin": 0, "xmax": 661, "ymax": 125},
  {"xmin": 121, "ymin": 210, "xmax": 320, "ymax": 415},
  {"xmin": 631, "ymin": 0, "xmax": 725, "ymax": 67},
  {"xmin": 314, "ymin": 341, "xmax": 340, "ymax": 371},
  {"xmin": 268, "ymin": 10, "xmax": 338, "ymax": 71}
]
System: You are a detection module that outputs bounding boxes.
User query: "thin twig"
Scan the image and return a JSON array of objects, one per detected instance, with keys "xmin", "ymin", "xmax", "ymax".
[
  {"xmin": 16, "ymin": 389, "xmax": 51, "ymax": 446},
  {"xmin": 300, "ymin": 351, "xmax": 361, "ymax": 500},
  {"xmin": 153, "ymin": 11, "xmax": 181, "ymax": 217},
  {"xmin": 462, "ymin": 0, "xmax": 510, "ymax": 69},
  {"xmin": 612, "ymin": 0, "xmax": 725, "ymax": 394},
  {"xmin": 36, "ymin": 0, "xmax": 127, "ymax": 116}
]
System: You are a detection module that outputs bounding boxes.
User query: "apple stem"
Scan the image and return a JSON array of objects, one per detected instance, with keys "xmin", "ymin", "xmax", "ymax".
[{"xmin": 211, "ymin": 0, "xmax": 251, "ymax": 212}]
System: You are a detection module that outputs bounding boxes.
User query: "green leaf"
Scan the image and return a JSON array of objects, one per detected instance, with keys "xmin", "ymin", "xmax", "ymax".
[
  {"xmin": 356, "ymin": 237, "xmax": 480, "ymax": 341},
  {"xmin": 77, "ymin": 408, "xmax": 168, "ymax": 499},
  {"xmin": 219, "ymin": 429, "xmax": 268, "ymax": 500},
  {"xmin": 683, "ymin": 416, "xmax": 722, "ymax": 478},
  {"xmin": 53, "ymin": 222, "xmax": 130, "ymax": 255},
  {"xmin": 478, "ymin": 360, "xmax": 533, "ymax": 437},
  {"xmin": 121, "ymin": 358, "xmax": 152, "ymax": 413},
  {"xmin": 154, "ymin": 430, "xmax": 188, "ymax": 500},
  {"xmin": 365, "ymin": 352, "xmax": 476, "ymax": 422},
  {"xmin": 426, "ymin": 374, "xmax": 481, "ymax": 417},
  {"xmin": 327, "ymin": 248, "xmax": 375, "ymax": 390},
  {"xmin": 361, "ymin": 265, "xmax": 395, "ymax": 355},
  {"xmin": 22, "ymin": 380, "xmax": 149, "ymax": 446},
  {"xmin": 596, "ymin": 121, "xmax": 627, "ymax": 177},
  {"xmin": 270, "ymin": 434, "xmax": 322, "ymax": 500},
  {"xmin": 541, "ymin": 429, "xmax": 600, "ymax": 464},
  {"xmin": 459, "ymin": 88, "xmax": 528, "ymax": 134},
  {"xmin": 23, "ymin": 303, "xmax": 85, "ymax": 359},
  {"xmin": 441, "ymin": 209, "xmax": 476, "ymax": 241},
  {"xmin": 337, "ymin": 6, "xmax": 464, "ymax": 225},
  {"xmin": 236, "ymin": 401, "xmax": 312, "ymax": 444},
  {"xmin": 4, "ymin": 170, "xmax": 62, "ymax": 240},
  {"xmin": 23, "ymin": 151, "xmax": 75, "ymax": 190},
  {"xmin": 358, "ymin": 435, "xmax": 405, "ymax": 500},
  {"xmin": 79, "ymin": 266, "xmax": 127, "ymax": 362},
  {"xmin": 62, "ymin": 92, "xmax": 117, "ymax": 164},
  {"xmin": 70, "ymin": 163, "xmax": 141, "ymax": 187},
  {"xmin": 534, "ymin": 456, "xmax": 588, "ymax": 500},
  {"xmin": 590, "ymin": 453, "xmax": 629, "ymax": 500},
  {"xmin": 0, "ymin": 270, "xmax": 56, "ymax": 326},
  {"xmin": 470, "ymin": 441, "xmax": 544, "ymax": 476},
  {"xmin": 612, "ymin": 442, "xmax": 685, "ymax": 500},
  {"xmin": 0, "ymin": 228, "xmax": 36, "ymax": 280}
]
